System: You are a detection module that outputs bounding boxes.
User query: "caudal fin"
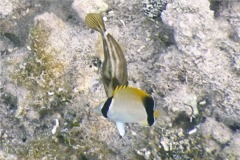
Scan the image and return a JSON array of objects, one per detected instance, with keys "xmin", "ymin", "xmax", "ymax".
[
  {"xmin": 154, "ymin": 107, "xmax": 167, "ymax": 122},
  {"xmin": 85, "ymin": 13, "xmax": 106, "ymax": 33}
]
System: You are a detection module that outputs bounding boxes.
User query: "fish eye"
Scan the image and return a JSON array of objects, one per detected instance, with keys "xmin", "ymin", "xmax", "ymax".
[{"xmin": 92, "ymin": 57, "xmax": 102, "ymax": 68}]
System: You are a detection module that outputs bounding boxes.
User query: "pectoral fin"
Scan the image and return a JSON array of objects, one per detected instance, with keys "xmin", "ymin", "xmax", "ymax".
[{"xmin": 116, "ymin": 122, "xmax": 125, "ymax": 137}]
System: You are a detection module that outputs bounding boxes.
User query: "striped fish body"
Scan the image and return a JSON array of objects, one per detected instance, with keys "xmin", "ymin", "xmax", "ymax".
[{"xmin": 85, "ymin": 13, "xmax": 128, "ymax": 97}]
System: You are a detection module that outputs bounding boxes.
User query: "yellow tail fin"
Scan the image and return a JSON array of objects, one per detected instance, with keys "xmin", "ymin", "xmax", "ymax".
[
  {"xmin": 154, "ymin": 107, "xmax": 167, "ymax": 121},
  {"xmin": 85, "ymin": 13, "xmax": 106, "ymax": 33},
  {"xmin": 154, "ymin": 110, "xmax": 160, "ymax": 119}
]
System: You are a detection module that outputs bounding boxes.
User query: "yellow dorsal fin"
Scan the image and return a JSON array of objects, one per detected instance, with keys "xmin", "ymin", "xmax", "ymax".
[
  {"xmin": 113, "ymin": 85, "xmax": 150, "ymax": 99},
  {"xmin": 113, "ymin": 85, "xmax": 127, "ymax": 96},
  {"xmin": 132, "ymin": 87, "xmax": 150, "ymax": 99},
  {"xmin": 85, "ymin": 13, "xmax": 106, "ymax": 33}
]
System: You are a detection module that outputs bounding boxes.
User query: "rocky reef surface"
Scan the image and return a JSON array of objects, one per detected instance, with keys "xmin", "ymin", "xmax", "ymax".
[{"xmin": 0, "ymin": 0, "xmax": 240, "ymax": 159}]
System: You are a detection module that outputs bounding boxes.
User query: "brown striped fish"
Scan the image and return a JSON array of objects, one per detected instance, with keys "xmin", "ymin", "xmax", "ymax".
[{"xmin": 85, "ymin": 13, "xmax": 128, "ymax": 97}]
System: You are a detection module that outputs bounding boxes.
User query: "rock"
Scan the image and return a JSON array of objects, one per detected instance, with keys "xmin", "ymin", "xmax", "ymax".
[
  {"xmin": 72, "ymin": 0, "xmax": 108, "ymax": 20},
  {"xmin": 0, "ymin": 0, "xmax": 20, "ymax": 17},
  {"xmin": 1, "ymin": 0, "xmax": 240, "ymax": 159},
  {"xmin": 0, "ymin": 150, "xmax": 17, "ymax": 160},
  {"xmin": 220, "ymin": 132, "xmax": 240, "ymax": 160},
  {"xmin": 164, "ymin": 85, "xmax": 198, "ymax": 118},
  {"xmin": 161, "ymin": 0, "xmax": 240, "ymax": 129},
  {"xmin": 200, "ymin": 117, "xmax": 232, "ymax": 145},
  {"xmin": 204, "ymin": 139, "xmax": 220, "ymax": 155}
]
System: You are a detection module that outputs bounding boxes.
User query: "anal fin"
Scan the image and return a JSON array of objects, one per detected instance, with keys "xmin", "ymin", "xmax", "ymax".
[{"xmin": 116, "ymin": 122, "xmax": 125, "ymax": 137}]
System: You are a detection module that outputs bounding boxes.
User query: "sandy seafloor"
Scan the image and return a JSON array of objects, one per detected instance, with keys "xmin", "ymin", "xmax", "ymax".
[{"xmin": 0, "ymin": 0, "xmax": 240, "ymax": 159}]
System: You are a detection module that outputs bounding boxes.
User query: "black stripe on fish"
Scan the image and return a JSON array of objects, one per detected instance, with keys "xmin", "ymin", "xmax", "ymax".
[
  {"xmin": 101, "ymin": 33, "xmax": 128, "ymax": 97},
  {"xmin": 101, "ymin": 96, "xmax": 113, "ymax": 118},
  {"xmin": 143, "ymin": 96, "xmax": 155, "ymax": 126},
  {"xmin": 85, "ymin": 13, "xmax": 128, "ymax": 97},
  {"xmin": 111, "ymin": 77, "xmax": 121, "ymax": 92},
  {"xmin": 106, "ymin": 34, "xmax": 127, "ymax": 85}
]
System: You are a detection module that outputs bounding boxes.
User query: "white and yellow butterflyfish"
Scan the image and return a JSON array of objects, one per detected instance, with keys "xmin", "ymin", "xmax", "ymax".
[{"xmin": 97, "ymin": 85, "xmax": 160, "ymax": 137}]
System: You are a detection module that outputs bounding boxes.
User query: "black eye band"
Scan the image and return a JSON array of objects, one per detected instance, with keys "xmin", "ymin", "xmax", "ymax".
[
  {"xmin": 101, "ymin": 97, "xmax": 113, "ymax": 118},
  {"xmin": 143, "ymin": 96, "xmax": 155, "ymax": 126}
]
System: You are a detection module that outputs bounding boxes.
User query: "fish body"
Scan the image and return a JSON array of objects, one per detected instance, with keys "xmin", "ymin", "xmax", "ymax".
[
  {"xmin": 85, "ymin": 13, "xmax": 128, "ymax": 97},
  {"xmin": 86, "ymin": 13, "xmax": 159, "ymax": 137},
  {"xmin": 98, "ymin": 86, "xmax": 159, "ymax": 137}
]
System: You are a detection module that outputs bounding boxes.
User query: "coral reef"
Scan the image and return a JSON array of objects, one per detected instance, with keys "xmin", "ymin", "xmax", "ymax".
[{"xmin": 0, "ymin": 0, "xmax": 240, "ymax": 159}]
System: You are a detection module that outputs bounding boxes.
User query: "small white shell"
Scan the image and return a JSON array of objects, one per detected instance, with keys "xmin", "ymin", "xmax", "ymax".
[
  {"xmin": 188, "ymin": 128, "xmax": 197, "ymax": 135},
  {"xmin": 51, "ymin": 119, "xmax": 59, "ymax": 134}
]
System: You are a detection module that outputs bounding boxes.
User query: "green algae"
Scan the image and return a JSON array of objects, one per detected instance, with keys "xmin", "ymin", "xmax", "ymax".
[
  {"xmin": 12, "ymin": 136, "xmax": 84, "ymax": 160},
  {"xmin": 16, "ymin": 21, "xmax": 64, "ymax": 90},
  {"xmin": 11, "ymin": 21, "xmax": 72, "ymax": 115},
  {"xmin": 11, "ymin": 130, "xmax": 116, "ymax": 160}
]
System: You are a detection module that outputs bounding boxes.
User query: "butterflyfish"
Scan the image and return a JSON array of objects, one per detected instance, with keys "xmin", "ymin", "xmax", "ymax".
[
  {"xmin": 97, "ymin": 85, "xmax": 160, "ymax": 137},
  {"xmin": 85, "ymin": 13, "xmax": 128, "ymax": 97}
]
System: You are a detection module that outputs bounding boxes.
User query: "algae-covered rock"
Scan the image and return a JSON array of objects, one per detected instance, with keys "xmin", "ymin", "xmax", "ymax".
[
  {"xmin": 11, "ymin": 19, "xmax": 72, "ymax": 116},
  {"xmin": 220, "ymin": 133, "xmax": 240, "ymax": 160},
  {"xmin": 1, "ymin": 0, "xmax": 240, "ymax": 159}
]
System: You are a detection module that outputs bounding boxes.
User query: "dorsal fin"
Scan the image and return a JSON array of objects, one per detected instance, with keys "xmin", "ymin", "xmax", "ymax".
[
  {"xmin": 113, "ymin": 85, "xmax": 127, "ymax": 96},
  {"xmin": 113, "ymin": 85, "xmax": 151, "ymax": 99}
]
